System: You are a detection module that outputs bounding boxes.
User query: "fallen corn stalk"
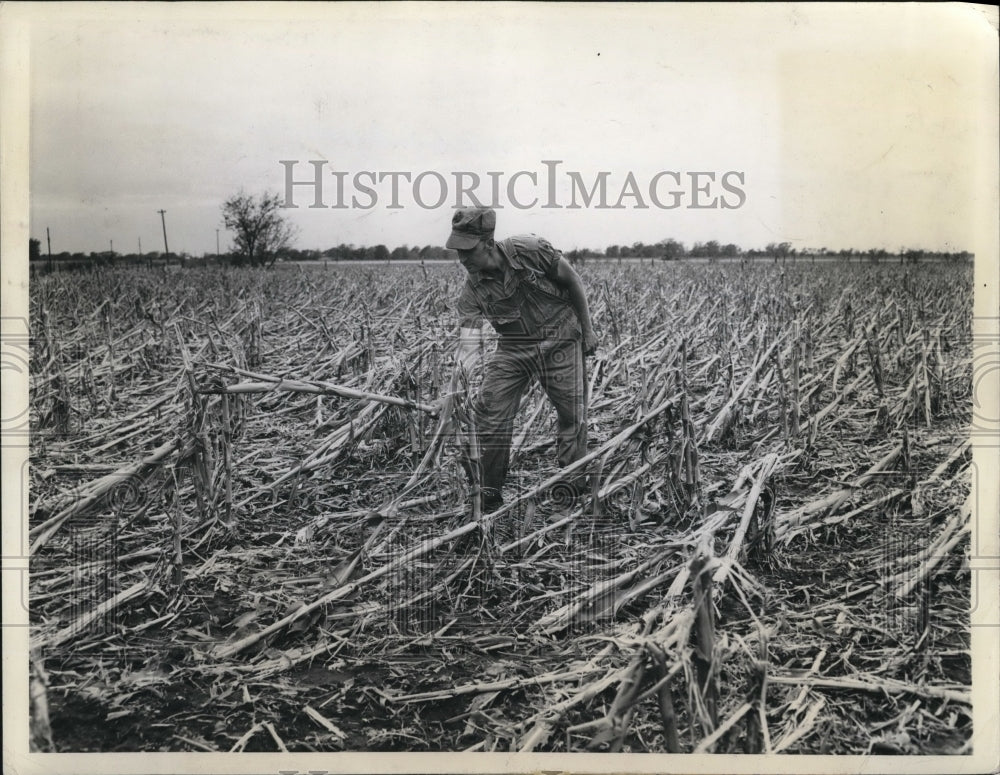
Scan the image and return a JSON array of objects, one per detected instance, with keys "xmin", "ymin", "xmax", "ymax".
[
  {"xmin": 776, "ymin": 442, "xmax": 903, "ymax": 539},
  {"xmin": 30, "ymin": 437, "xmax": 181, "ymax": 556},
  {"xmin": 702, "ymin": 332, "xmax": 786, "ymax": 444},
  {"xmin": 767, "ymin": 672, "xmax": 969, "ymax": 704},
  {"xmin": 213, "ymin": 518, "xmax": 475, "ymax": 659},
  {"xmin": 713, "ymin": 452, "xmax": 779, "ymax": 587},
  {"xmin": 200, "ymin": 367, "xmax": 439, "ymax": 414}
]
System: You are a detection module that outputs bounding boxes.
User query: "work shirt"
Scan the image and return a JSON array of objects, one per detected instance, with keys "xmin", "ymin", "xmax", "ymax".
[{"xmin": 457, "ymin": 235, "xmax": 577, "ymax": 343}]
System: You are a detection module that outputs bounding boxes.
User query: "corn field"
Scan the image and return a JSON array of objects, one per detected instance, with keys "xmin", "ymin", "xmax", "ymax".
[{"xmin": 28, "ymin": 259, "xmax": 973, "ymax": 754}]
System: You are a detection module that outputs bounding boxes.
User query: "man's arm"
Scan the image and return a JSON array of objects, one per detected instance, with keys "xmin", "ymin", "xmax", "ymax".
[
  {"xmin": 455, "ymin": 280, "xmax": 487, "ymax": 374},
  {"xmin": 429, "ymin": 326, "xmax": 484, "ymax": 415},
  {"xmin": 552, "ymin": 257, "xmax": 598, "ymax": 355},
  {"xmin": 456, "ymin": 326, "xmax": 485, "ymax": 373}
]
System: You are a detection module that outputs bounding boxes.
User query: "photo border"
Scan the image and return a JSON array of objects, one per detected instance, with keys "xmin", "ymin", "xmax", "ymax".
[{"xmin": 2, "ymin": 3, "xmax": 997, "ymax": 774}]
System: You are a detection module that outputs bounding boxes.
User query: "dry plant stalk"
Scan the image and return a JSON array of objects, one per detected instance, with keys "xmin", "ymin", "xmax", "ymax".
[{"xmin": 27, "ymin": 260, "xmax": 972, "ymax": 755}]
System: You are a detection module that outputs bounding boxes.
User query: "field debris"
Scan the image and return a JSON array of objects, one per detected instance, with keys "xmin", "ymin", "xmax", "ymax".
[{"xmin": 29, "ymin": 260, "xmax": 972, "ymax": 753}]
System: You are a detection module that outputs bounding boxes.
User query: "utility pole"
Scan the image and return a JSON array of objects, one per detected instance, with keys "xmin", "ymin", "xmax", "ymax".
[
  {"xmin": 216, "ymin": 229, "xmax": 220, "ymax": 258},
  {"xmin": 157, "ymin": 209, "xmax": 169, "ymax": 261},
  {"xmin": 110, "ymin": 239, "xmax": 113, "ymax": 255},
  {"xmin": 46, "ymin": 226, "xmax": 52, "ymax": 272},
  {"xmin": 138, "ymin": 237, "xmax": 142, "ymax": 254}
]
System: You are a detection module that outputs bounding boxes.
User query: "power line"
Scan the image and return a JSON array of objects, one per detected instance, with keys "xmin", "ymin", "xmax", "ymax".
[{"xmin": 157, "ymin": 209, "xmax": 169, "ymax": 256}]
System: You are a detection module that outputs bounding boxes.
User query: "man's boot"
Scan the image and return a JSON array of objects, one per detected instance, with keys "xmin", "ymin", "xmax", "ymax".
[{"xmin": 481, "ymin": 487, "xmax": 504, "ymax": 514}]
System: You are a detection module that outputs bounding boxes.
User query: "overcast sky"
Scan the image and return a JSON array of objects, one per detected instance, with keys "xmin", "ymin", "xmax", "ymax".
[{"xmin": 19, "ymin": 3, "xmax": 997, "ymax": 255}]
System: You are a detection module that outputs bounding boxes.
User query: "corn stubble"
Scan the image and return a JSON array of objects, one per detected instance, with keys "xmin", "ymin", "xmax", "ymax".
[{"xmin": 28, "ymin": 260, "xmax": 972, "ymax": 753}]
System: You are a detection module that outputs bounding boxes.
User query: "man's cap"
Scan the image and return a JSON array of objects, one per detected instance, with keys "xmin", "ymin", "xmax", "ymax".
[{"xmin": 446, "ymin": 207, "xmax": 496, "ymax": 250}]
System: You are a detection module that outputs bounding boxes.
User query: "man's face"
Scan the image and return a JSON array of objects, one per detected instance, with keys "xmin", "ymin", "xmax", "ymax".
[{"xmin": 456, "ymin": 239, "xmax": 494, "ymax": 273}]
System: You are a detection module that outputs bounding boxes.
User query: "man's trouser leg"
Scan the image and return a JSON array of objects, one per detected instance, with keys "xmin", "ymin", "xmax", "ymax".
[
  {"xmin": 474, "ymin": 346, "xmax": 533, "ymax": 494},
  {"xmin": 537, "ymin": 337, "xmax": 588, "ymax": 491}
]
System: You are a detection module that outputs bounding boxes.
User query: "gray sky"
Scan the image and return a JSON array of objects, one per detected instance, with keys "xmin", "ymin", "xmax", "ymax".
[{"xmin": 22, "ymin": 3, "xmax": 996, "ymax": 255}]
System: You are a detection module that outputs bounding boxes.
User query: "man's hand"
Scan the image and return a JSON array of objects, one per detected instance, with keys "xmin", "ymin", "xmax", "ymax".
[{"xmin": 553, "ymin": 258, "xmax": 597, "ymax": 357}]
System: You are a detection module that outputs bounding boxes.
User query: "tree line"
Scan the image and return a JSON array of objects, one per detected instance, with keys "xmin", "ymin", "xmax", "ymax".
[
  {"xmin": 29, "ymin": 190, "xmax": 973, "ymax": 270},
  {"xmin": 27, "ymin": 238, "xmax": 455, "ymax": 268},
  {"xmin": 567, "ymin": 240, "xmax": 972, "ymax": 264},
  {"xmin": 27, "ymin": 236, "xmax": 974, "ymax": 270}
]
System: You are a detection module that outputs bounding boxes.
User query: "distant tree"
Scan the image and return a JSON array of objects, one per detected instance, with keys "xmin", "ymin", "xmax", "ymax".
[
  {"xmin": 721, "ymin": 243, "xmax": 740, "ymax": 257},
  {"xmin": 567, "ymin": 248, "xmax": 597, "ymax": 265},
  {"xmin": 391, "ymin": 245, "xmax": 417, "ymax": 261},
  {"xmin": 605, "ymin": 245, "xmax": 620, "ymax": 258},
  {"xmin": 326, "ymin": 243, "xmax": 356, "ymax": 261},
  {"xmin": 279, "ymin": 248, "xmax": 318, "ymax": 262},
  {"xmin": 658, "ymin": 238, "xmax": 685, "ymax": 260},
  {"xmin": 766, "ymin": 241, "xmax": 793, "ymax": 260},
  {"xmin": 29, "ymin": 238, "xmax": 41, "ymax": 262},
  {"xmin": 419, "ymin": 244, "xmax": 450, "ymax": 261},
  {"xmin": 221, "ymin": 190, "xmax": 298, "ymax": 267}
]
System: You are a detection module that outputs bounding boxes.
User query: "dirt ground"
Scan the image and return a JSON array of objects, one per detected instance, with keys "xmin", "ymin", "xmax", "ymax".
[{"xmin": 29, "ymin": 261, "xmax": 974, "ymax": 754}]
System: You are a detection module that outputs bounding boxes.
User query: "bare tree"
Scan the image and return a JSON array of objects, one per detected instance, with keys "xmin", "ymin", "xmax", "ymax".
[{"xmin": 221, "ymin": 191, "xmax": 298, "ymax": 266}]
